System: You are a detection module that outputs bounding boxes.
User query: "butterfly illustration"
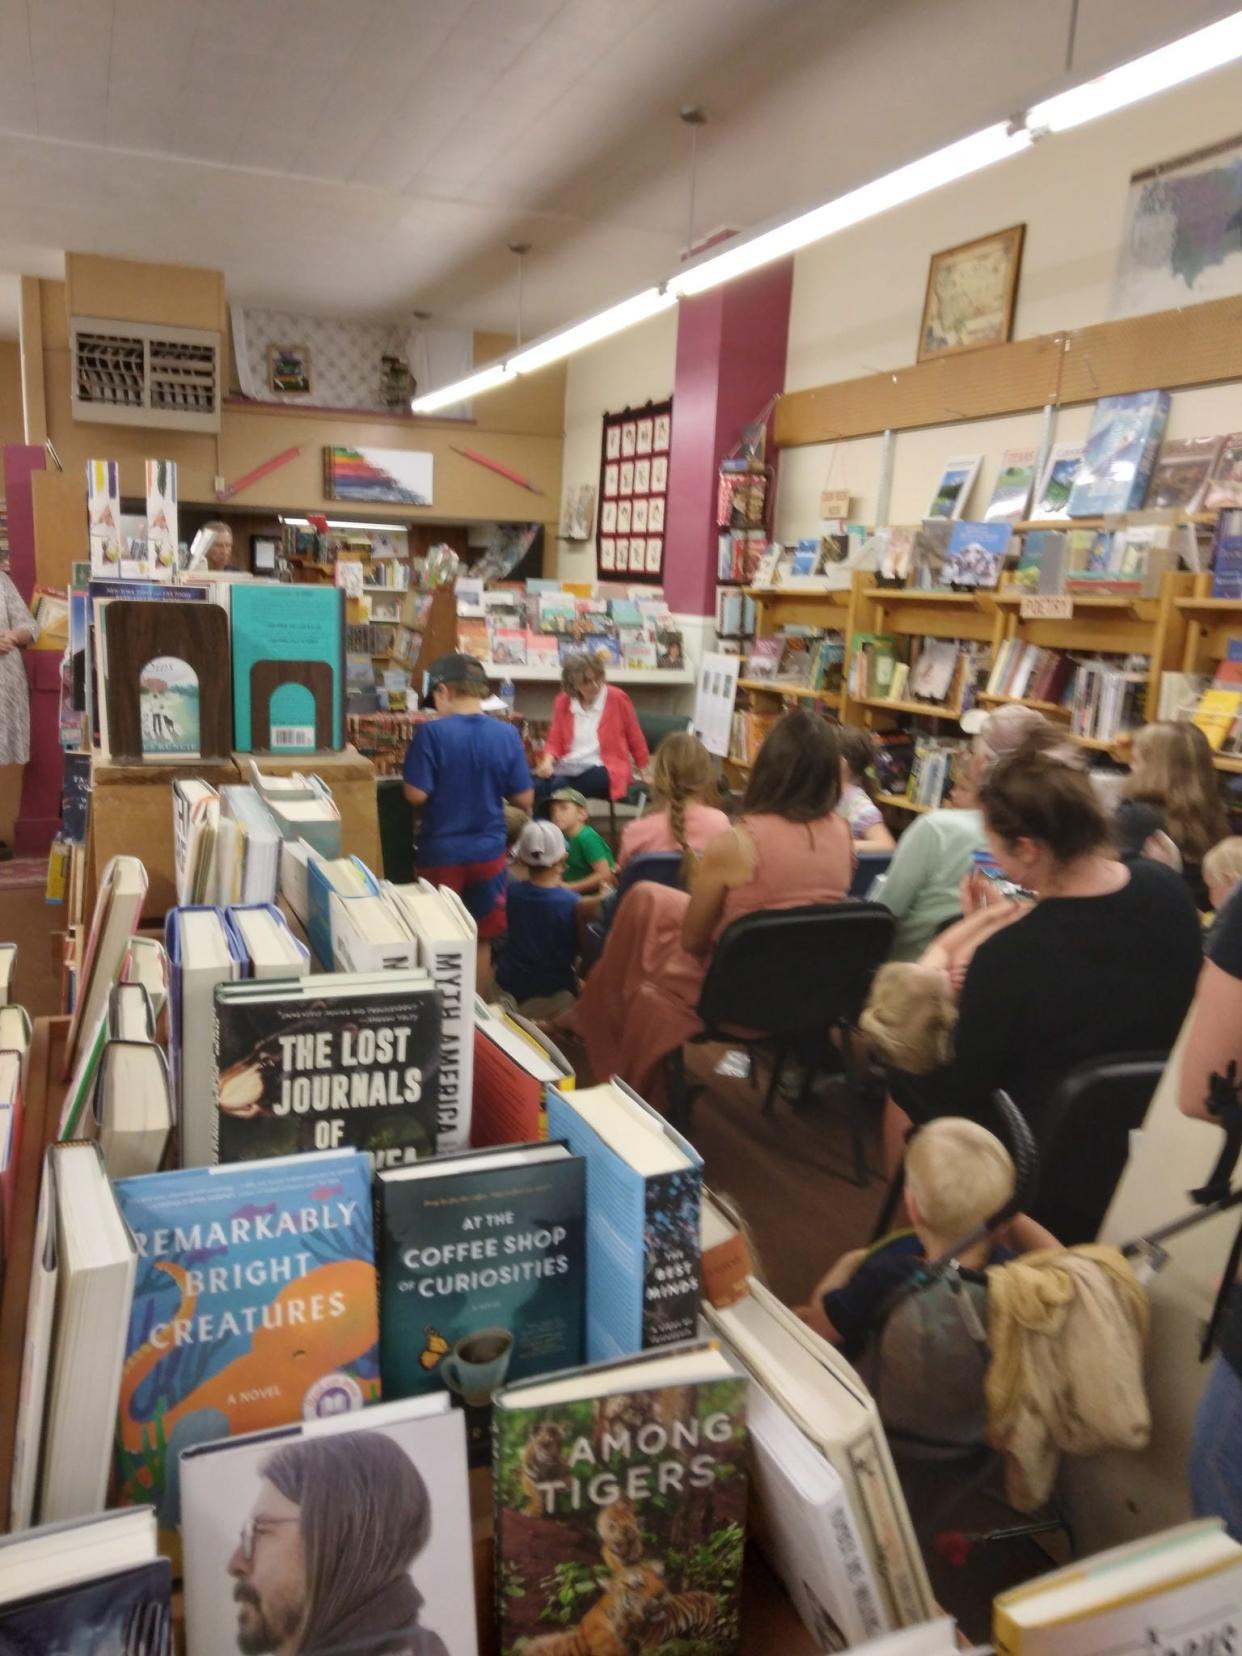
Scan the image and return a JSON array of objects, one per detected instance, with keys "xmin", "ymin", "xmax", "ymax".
[{"xmin": 420, "ymin": 1327, "xmax": 450, "ymax": 1371}]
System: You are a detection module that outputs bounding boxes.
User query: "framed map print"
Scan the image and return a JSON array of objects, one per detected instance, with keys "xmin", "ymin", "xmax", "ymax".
[
  {"xmin": 597, "ymin": 397, "xmax": 673, "ymax": 581},
  {"xmin": 918, "ymin": 224, "xmax": 1024, "ymax": 362}
]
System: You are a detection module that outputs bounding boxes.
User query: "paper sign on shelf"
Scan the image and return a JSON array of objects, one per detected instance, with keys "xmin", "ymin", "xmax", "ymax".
[{"xmin": 1020, "ymin": 594, "xmax": 1074, "ymax": 620}]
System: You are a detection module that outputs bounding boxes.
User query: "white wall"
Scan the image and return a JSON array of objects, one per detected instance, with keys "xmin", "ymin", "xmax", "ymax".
[
  {"xmin": 557, "ymin": 307, "xmax": 678, "ymax": 582},
  {"xmin": 777, "ymin": 59, "xmax": 1242, "ymax": 538}
]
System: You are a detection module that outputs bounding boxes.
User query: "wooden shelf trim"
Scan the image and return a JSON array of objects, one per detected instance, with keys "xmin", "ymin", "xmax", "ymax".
[
  {"xmin": 774, "ymin": 291, "xmax": 1242, "ymax": 448},
  {"xmin": 859, "ymin": 696, "xmax": 962, "ymax": 719},
  {"xmin": 737, "ymin": 678, "xmax": 842, "ymax": 702},
  {"xmin": 977, "ymin": 693, "xmax": 1072, "ymax": 716},
  {"xmin": 876, "ymin": 791, "xmax": 931, "ymax": 814}
]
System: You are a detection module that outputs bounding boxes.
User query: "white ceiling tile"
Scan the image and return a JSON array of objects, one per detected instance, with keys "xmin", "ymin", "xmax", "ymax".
[{"xmin": 0, "ymin": 0, "xmax": 37, "ymax": 133}]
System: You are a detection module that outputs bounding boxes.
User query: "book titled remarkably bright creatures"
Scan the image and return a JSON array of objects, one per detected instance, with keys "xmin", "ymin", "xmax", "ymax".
[
  {"xmin": 493, "ymin": 1344, "xmax": 748, "ymax": 1656},
  {"xmin": 112, "ymin": 1150, "xmax": 380, "ymax": 1537},
  {"xmin": 213, "ymin": 969, "xmax": 441, "ymax": 1166}
]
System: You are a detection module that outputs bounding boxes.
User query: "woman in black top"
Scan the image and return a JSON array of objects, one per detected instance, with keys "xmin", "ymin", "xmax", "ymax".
[
  {"xmin": 1113, "ymin": 721, "xmax": 1228, "ymax": 909},
  {"xmin": 1180, "ymin": 890, "xmax": 1242, "ymax": 1541},
  {"xmin": 885, "ymin": 739, "xmax": 1202, "ymax": 1166}
]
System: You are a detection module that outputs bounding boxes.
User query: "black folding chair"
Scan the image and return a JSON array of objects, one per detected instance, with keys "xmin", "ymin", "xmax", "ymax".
[
  {"xmin": 665, "ymin": 901, "xmax": 894, "ymax": 1185},
  {"xmin": 581, "ymin": 851, "xmax": 684, "ymax": 972},
  {"xmin": 849, "ymin": 849, "xmax": 892, "ymax": 898},
  {"xmin": 376, "ymin": 776, "xmax": 415, "ymax": 884}
]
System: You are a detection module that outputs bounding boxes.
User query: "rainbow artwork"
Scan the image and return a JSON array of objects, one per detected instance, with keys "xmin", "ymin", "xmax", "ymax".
[{"xmin": 323, "ymin": 445, "xmax": 434, "ymax": 505}]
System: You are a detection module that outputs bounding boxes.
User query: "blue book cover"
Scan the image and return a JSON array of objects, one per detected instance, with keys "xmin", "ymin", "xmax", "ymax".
[
  {"xmin": 0, "ymin": 1560, "xmax": 172, "ymax": 1652},
  {"xmin": 943, "ymin": 521, "xmax": 1011, "ymax": 589},
  {"xmin": 1213, "ymin": 510, "xmax": 1242, "ymax": 598},
  {"xmin": 113, "ymin": 1149, "xmax": 380, "ymax": 1538},
  {"xmin": 545, "ymin": 1082, "xmax": 702, "ymax": 1362},
  {"xmin": 378, "ymin": 1143, "xmax": 585, "ymax": 1461},
  {"xmin": 231, "ymin": 583, "xmax": 344, "ymax": 754},
  {"xmin": 1068, "ymin": 390, "xmax": 1171, "ymax": 517}
]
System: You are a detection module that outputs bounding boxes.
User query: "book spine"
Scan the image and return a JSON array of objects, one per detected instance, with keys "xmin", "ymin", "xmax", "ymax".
[
  {"xmin": 641, "ymin": 1169, "xmax": 702, "ymax": 1350},
  {"xmin": 823, "ymin": 1485, "xmax": 888, "ymax": 1643},
  {"xmin": 423, "ymin": 935, "xmax": 472, "ymax": 1151},
  {"xmin": 846, "ymin": 1430, "xmax": 935, "ymax": 1627}
]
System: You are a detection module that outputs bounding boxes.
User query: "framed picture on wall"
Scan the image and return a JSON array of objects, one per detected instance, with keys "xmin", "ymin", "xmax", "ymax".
[
  {"xmin": 268, "ymin": 343, "xmax": 313, "ymax": 395},
  {"xmin": 621, "ymin": 422, "xmax": 637, "ymax": 457},
  {"xmin": 600, "ymin": 537, "xmax": 617, "ymax": 570},
  {"xmin": 606, "ymin": 425, "xmax": 621, "ymax": 460},
  {"xmin": 651, "ymin": 455, "xmax": 668, "ymax": 492},
  {"xmin": 917, "ymin": 223, "xmax": 1025, "ymax": 362},
  {"xmin": 617, "ymin": 500, "xmax": 632, "ymax": 534},
  {"xmin": 632, "ymin": 498, "xmax": 649, "ymax": 532},
  {"xmin": 633, "ymin": 458, "xmax": 651, "ymax": 494},
  {"xmin": 619, "ymin": 460, "xmax": 634, "ymax": 495},
  {"xmin": 654, "ymin": 413, "xmax": 671, "ymax": 451},
  {"xmin": 636, "ymin": 417, "xmax": 654, "ymax": 454},
  {"xmin": 597, "ymin": 398, "xmax": 672, "ymax": 582}
]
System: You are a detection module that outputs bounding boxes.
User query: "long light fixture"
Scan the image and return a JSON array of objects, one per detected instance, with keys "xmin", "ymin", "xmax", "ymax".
[
  {"xmin": 280, "ymin": 516, "xmax": 410, "ymax": 531},
  {"xmin": 410, "ymin": 9, "xmax": 1242, "ymax": 413}
]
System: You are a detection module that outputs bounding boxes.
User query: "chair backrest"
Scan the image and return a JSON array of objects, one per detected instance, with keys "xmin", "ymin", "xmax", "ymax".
[
  {"xmin": 636, "ymin": 709, "xmax": 693, "ymax": 754},
  {"xmin": 698, "ymin": 901, "xmax": 895, "ymax": 1037},
  {"xmin": 376, "ymin": 776, "xmax": 416, "ymax": 884},
  {"xmin": 850, "ymin": 849, "xmax": 892, "ymax": 898},
  {"xmin": 1029, "ymin": 1052, "xmax": 1167, "ymax": 1245},
  {"xmin": 614, "ymin": 851, "xmax": 684, "ymax": 905}
]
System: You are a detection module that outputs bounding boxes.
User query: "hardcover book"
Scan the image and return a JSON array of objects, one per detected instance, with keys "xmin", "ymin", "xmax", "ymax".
[
  {"xmin": 213, "ymin": 969, "xmax": 441, "ymax": 1167},
  {"xmin": 1212, "ymin": 509, "xmax": 1242, "ymax": 598},
  {"xmin": 493, "ymin": 1344, "xmax": 748, "ymax": 1656},
  {"xmin": 942, "ymin": 521, "xmax": 1011, "ymax": 589},
  {"xmin": 1014, "ymin": 530, "xmax": 1067, "ymax": 595},
  {"xmin": 983, "ymin": 447, "xmax": 1038, "ymax": 523},
  {"xmin": 1031, "ymin": 443, "xmax": 1084, "ymax": 520},
  {"xmin": 0, "ymin": 1558, "xmax": 171, "ymax": 1653},
  {"xmin": 378, "ymin": 1142, "xmax": 585, "ymax": 1463},
  {"xmin": 1067, "ymin": 391, "xmax": 1171, "ymax": 517},
  {"xmin": 545, "ymin": 1081, "xmax": 702, "ymax": 1363},
  {"xmin": 182, "ymin": 1396, "xmax": 476, "ymax": 1656},
  {"xmin": 112, "ymin": 1149, "xmax": 380, "ymax": 1539},
  {"xmin": 98, "ymin": 599, "xmax": 232, "ymax": 761},
  {"xmin": 1145, "ymin": 434, "xmax": 1223, "ymax": 512},
  {"xmin": 231, "ymin": 583, "xmax": 345, "ymax": 754},
  {"xmin": 1206, "ymin": 432, "xmax": 1242, "ymax": 511},
  {"xmin": 927, "ymin": 455, "xmax": 981, "ymax": 520},
  {"xmin": 145, "ymin": 459, "xmax": 178, "ymax": 577}
]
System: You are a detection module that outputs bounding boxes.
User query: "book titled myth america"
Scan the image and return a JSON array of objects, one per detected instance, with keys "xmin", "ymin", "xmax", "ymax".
[
  {"xmin": 213, "ymin": 969, "xmax": 441, "ymax": 1167},
  {"xmin": 112, "ymin": 1150, "xmax": 380, "ymax": 1541},
  {"xmin": 493, "ymin": 1344, "xmax": 748, "ymax": 1656}
]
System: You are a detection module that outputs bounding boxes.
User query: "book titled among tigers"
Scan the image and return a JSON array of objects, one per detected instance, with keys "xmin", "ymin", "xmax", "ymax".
[{"xmin": 493, "ymin": 1344, "xmax": 747, "ymax": 1656}]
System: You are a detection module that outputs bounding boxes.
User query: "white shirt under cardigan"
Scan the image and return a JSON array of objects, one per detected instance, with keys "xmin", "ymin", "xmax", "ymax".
[{"xmin": 560, "ymin": 685, "xmax": 609, "ymax": 775}]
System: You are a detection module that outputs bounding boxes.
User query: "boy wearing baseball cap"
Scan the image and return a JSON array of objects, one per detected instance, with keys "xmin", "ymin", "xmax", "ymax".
[
  {"xmin": 496, "ymin": 819, "xmax": 605, "ymax": 1009},
  {"xmin": 403, "ymin": 653, "xmax": 533, "ymax": 985},
  {"xmin": 549, "ymin": 786, "xmax": 616, "ymax": 894}
]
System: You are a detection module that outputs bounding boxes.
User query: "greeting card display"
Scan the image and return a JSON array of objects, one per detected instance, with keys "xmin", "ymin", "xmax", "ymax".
[{"xmin": 597, "ymin": 399, "xmax": 672, "ymax": 580}]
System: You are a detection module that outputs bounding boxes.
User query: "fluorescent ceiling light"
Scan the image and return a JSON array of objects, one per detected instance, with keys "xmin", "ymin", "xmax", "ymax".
[
  {"xmin": 507, "ymin": 288, "xmax": 677, "ymax": 375},
  {"xmin": 668, "ymin": 121, "xmax": 1032, "ymax": 298},
  {"xmin": 1028, "ymin": 9, "xmax": 1242, "ymax": 134},
  {"xmin": 410, "ymin": 361, "xmax": 513, "ymax": 414},
  {"xmin": 280, "ymin": 517, "xmax": 411, "ymax": 531}
]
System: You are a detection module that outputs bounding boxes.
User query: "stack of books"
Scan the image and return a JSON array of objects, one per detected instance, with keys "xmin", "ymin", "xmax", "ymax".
[
  {"xmin": 986, "ymin": 641, "xmax": 1075, "ymax": 709},
  {"xmin": 1069, "ymin": 656, "xmax": 1151, "ymax": 742}
]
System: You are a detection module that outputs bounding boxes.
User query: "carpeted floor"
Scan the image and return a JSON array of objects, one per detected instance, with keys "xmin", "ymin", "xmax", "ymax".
[{"xmin": 0, "ymin": 880, "xmax": 64, "ymax": 1016}]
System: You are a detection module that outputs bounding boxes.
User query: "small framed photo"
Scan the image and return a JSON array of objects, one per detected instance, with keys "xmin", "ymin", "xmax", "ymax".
[
  {"xmin": 604, "ymin": 463, "xmax": 619, "ymax": 497},
  {"xmin": 654, "ymin": 412, "xmax": 671, "ymax": 451},
  {"xmin": 267, "ymin": 343, "xmax": 313, "ymax": 396},
  {"xmin": 648, "ymin": 496, "xmax": 665, "ymax": 532},
  {"xmin": 621, "ymin": 421, "xmax": 637, "ymax": 457},
  {"xmin": 619, "ymin": 460, "xmax": 634, "ymax": 495},
  {"xmin": 617, "ymin": 499, "xmax": 632, "ymax": 534},
  {"xmin": 600, "ymin": 536, "xmax": 616, "ymax": 570},
  {"xmin": 632, "ymin": 497, "xmax": 649, "ymax": 532},
  {"xmin": 636, "ymin": 417, "xmax": 654, "ymax": 455},
  {"xmin": 614, "ymin": 538, "xmax": 631, "ymax": 572},
  {"xmin": 601, "ymin": 499, "xmax": 617, "ymax": 533},
  {"xmin": 651, "ymin": 455, "xmax": 668, "ymax": 492},
  {"xmin": 918, "ymin": 223, "xmax": 1025, "ymax": 362},
  {"xmin": 251, "ymin": 535, "xmax": 279, "ymax": 573},
  {"xmin": 606, "ymin": 425, "xmax": 621, "ymax": 460},
  {"xmin": 645, "ymin": 536, "xmax": 662, "ymax": 573},
  {"xmin": 633, "ymin": 458, "xmax": 651, "ymax": 494}
]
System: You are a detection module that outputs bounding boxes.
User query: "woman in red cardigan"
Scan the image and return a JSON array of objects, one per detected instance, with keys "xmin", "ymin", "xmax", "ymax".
[{"xmin": 534, "ymin": 653, "xmax": 650, "ymax": 813}]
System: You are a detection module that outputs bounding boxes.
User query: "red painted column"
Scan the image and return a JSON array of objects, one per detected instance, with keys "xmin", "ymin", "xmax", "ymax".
[
  {"xmin": 4, "ymin": 445, "xmax": 63, "ymax": 854},
  {"xmin": 663, "ymin": 258, "xmax": 794, "ymax": 616}
]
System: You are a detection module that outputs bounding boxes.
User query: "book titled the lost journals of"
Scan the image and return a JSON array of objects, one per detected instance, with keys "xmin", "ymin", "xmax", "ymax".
[
  {"xmin": 493, "ymin": 1344, "xmax": 748, "ymax": 1656},
  {"xmin": 213, "ymin": 969, "xmax": 441, "ymax": 1166},
  {"xmin": 112, "ymin": 1150, "xmax": 380, "ymax": 1540}
]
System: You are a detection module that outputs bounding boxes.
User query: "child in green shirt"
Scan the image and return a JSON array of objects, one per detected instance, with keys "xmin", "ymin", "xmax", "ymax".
[{"xmin": 550, "ymin": 787, "xmax": 616, "ymax": 894}]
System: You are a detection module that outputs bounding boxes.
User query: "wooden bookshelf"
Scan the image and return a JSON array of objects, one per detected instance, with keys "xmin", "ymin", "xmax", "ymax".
[
  {"xmin": 977, "ymin": 692, "xmax": 1071, "ymax": 716},
  {"xmin": 737, "ymin": 678, "xmax": 843, "ymax": 706},
  {"xmin": 877, "ymin": 790, "xmax": 931, "ymax": 814},
  {"xmin": 859, "ymin": 696, "xmax": 961, "ymax": 720}
]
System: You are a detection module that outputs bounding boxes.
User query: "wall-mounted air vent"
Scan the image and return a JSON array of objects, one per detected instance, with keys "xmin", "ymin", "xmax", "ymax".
[{"xmin": 70, "ymin": 316, "xmax": 221, "ymax": 432}]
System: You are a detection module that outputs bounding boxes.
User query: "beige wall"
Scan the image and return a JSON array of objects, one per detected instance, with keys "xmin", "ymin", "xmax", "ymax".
[
  {"xmin": 558, "ymin": 307, "xmax": 679, "ymax": 580},
  {"xmin": 0, "ymin": 342, "xmax": 24, "ymax": 493},
  {"xmin": 778, "ymin": 60, "xmax": 1242, "ymax": 536}
]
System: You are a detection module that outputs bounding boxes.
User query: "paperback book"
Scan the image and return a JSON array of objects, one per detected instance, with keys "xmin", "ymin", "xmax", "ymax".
[
  {"xmin": 942, "ymin": 521, "xmax": 1010, "ymax": 589},
  {"xmin": 983, "ymin": 447, "xmax": 1038, "ymax": 523},
  {"xmin": 927, "ymin": 455, "xmax": 981, "ymax": 520},
  {"xmin": 112, "ymin": 1149, "xmax": 380, "ymax": 1538},
  {"xmin": 1212, "ymin": 509, "xmax": 1242, "ymax": 598},
  {"xmin": 493, "ymin": 1345, "xmax": 748, "ymax": 1656},
  {"xmin": 1067, "ymin": 391, "xmax": 1171, "ymax": 517},
  {"xmin": 1145, "ymin": 434, "xmax": 1222, "ymax": 512}
]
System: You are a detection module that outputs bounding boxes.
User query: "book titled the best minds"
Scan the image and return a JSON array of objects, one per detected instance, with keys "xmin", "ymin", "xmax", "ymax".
[
  {"xmin": 213, "ymin": 969, "xmax": 441, "ymax": 1166},
  {"xmin": 112, "ymin": 1150, "xmax": 380, "ymax": 1539},
  {"xmin": 494, "ymin": 1345, "xmax": 748, "ymax": 1656}
]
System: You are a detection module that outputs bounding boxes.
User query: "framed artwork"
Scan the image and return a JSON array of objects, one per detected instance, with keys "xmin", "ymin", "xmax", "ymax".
[
  {"xmin": 918, "ymin": 224, "xmax": 1025, "ymax": 362},
  {"xmin": 251, "ymin": 535, "xmax": 279, "ymax": 573},
  {"xmin": 597, "ymin": 398, "xmax": 672, "ymax": 581},
  {"xmin": 559, "ymin": 482, "xmax": 596, "ymax": 541},
  {"xmin": 268, "ymin": 343, "xmax": 313, "ymax": 395},
  {"xmin": 323, "ymin": 445, "xmax": 433, "ymax": 504}
]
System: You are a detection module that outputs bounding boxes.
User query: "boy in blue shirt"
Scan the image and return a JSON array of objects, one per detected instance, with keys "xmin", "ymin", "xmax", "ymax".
[
  {"xmin": 403, "ymin": 653, "xmax": 533, "ymax": 986},
  {"xmin": 496, "ymin": 820, "xmax": 608, "ymax": 1011}
]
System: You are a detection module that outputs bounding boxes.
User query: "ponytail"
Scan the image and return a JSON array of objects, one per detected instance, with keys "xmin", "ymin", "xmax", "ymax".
[{"xmin": 650, "ymin": 731, "xmax": 717, "ymax": 889}]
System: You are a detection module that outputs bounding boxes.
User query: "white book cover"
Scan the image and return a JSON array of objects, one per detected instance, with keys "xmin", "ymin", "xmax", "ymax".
[
  {"xmin": 928, "ymin": 455, "xmax": 981, "ymax": 521},
  {"xmin": 9, "ymin": 1159, "xmax": 58, "ymax": 1530},
  {"xmin": 384, "ymin": 881, "xmax": 477, "ymax": 1150},
  {"xmin": 330, "ymin": 891, "xmax": 419, "ymax": 974},
  {"xmin": 181, "ymin": 1395, "xmax": 476, "ymax": 1656},
  {"xmin": 168, "ymin": 907, "xmax": 241, "ymax": 1168}
]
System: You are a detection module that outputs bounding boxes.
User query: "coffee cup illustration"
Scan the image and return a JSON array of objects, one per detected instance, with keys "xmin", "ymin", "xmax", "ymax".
[{"xmin": 442, "ymin": 1328, "xmax": 514, "ymax": 1406}]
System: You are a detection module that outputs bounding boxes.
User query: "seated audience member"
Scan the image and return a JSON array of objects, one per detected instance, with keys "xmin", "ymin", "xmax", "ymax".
[
  {"xmin": 799, "ymin": 1117, "xmax": 1015, "ymax": 1358},
  {"xmin": 495, "ymin": 820, "xmax": 605, "ymax": 1013},
  {"xmin": 549, "ymin": 787, "xmax": 615, "ymax": 894},
  {"xmin": 1178, "ymin": 878, "xmax": 1242, "ymax": 1542},
  {"xmin": 1114, "ymin": 720, "xmax": 1227, "ymax": 908},
  {"xmin": 837, "ymin": 727, "xmax": 895, "ymax": 850},
  {"xmin": 874, "ymin": 705, "xmax": 1050, "ymax": 960},
  {"xmin": 859, "ymin": 962, "xmax": 959, "ymax": 1073},
  {"xmin": 552, "ymin": 709, "xmax": 854, "ymax": 1102},
  {"xmin": 1205, "ymin": 835, "xmax": 1242, "ymax": 917},
  {"xmin": 884, "ymin": 738, "xmax": 1203, "ymax": 1171},
  {"xmin": 618, "ymin": 731, "xmax": 729, "ymax": 879},
  {"xmin": 533, "ymin": 654, "xmax": 649, "ymax": 812}
]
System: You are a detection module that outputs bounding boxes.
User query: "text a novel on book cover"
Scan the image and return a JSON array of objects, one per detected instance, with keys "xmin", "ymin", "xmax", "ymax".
[
  {"xmin": 495, "ymin": 1373, "xmax": 748, "ymax": 1656},
  {"xmin": 214, "ymin": 979, "xmax": 440, "ymax": 1166},
  {"xmin": 112, "ymin": 1152, "xmax": 380, "ymax": 1540}
]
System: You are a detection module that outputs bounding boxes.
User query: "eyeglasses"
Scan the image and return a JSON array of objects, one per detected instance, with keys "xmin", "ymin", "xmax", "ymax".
[{"xmin": 238, "ymin": 1515, "xmax": 299, "ymax": 1565}]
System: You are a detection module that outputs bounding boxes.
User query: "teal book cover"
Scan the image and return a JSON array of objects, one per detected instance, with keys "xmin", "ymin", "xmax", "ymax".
[
  {"xmin": 231, "ymin": 584, "xmax": 344, "ymax": 754},
  {"xmin": 378, "ymin": 1144, "xmax": 585, "ymax": 1461}
]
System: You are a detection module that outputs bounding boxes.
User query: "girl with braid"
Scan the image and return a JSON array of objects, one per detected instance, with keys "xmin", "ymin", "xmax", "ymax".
[{"xmin": 618, "ymin": 732, "xmax": 729, "ymax": 884}]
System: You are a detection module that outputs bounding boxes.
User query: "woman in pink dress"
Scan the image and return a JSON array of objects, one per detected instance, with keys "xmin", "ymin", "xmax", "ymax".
[
  {"xmin": 563, "ymin": 710, "xmax": 854, "ymax": 1103},
  {"xmin": 618, "ymin": 731, "xmax": 730, "ymax": 880}
]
